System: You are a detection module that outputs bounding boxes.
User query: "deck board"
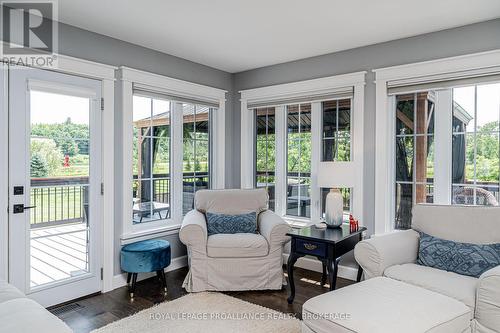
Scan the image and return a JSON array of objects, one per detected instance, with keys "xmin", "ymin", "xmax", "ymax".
[{"xmin": 30, "ymin": 223, "xmax": 89, "ymax": 288}]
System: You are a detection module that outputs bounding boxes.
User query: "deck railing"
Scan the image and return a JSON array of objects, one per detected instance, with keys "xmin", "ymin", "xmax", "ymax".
[{"xmin": 30, "ymin": 177, "xmax": 89, "ymax": 229}]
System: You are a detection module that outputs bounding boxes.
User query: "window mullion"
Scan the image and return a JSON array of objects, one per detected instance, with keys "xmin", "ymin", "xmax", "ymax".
[{"xmin": 275, "ymin": 105, "xmax": 287, "ymax": 217}]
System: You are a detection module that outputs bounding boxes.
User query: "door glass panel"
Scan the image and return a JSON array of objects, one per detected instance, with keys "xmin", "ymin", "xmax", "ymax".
[{"xmin": 29, "ymin": 90, "xmax": 91, "ymax": 289}]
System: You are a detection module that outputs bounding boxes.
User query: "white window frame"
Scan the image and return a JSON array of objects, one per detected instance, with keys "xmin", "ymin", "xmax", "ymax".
[
  {"xmin": 374, "ymin": 49, "xmax": 500, "ymax": 234},
  {"xmin": 118, "ymin": 67, "xmax": 226, "ymax": 243},
  {"xmin": 0, "ymin": 52, "xmax": 116, "ymax": 292},
  {"xmin": 240, "ymin": 72, "xmax": 366, "ymax": 225}
]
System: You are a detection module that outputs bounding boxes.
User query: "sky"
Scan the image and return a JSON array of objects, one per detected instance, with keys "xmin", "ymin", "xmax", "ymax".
[{"xmin": 453, "ymin": 82, "xmax": 500, "ymax": 128}]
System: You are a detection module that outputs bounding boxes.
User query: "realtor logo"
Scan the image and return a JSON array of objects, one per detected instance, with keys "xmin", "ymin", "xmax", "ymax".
[{"xmin": 1, "ymin": 1, "xmax": 58, "ymax": 67}]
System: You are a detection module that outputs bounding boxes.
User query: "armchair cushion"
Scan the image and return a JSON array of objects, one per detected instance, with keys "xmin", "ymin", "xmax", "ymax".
[
  {"xmin": 206, "ymin": 212, "xmax": 257, "ymax": 235},
  {"xmin": 475, "ymin": 265, "xmax": 500, "ymax": 331},
  {"xmin": 384, "ymin": 263, "xmax": 478, "ymax": 311},
  {"xmin": 207, "ymin": 233, "xmax": 268, "ymax": 258},
  {"xmin": 194, "ymin": 188, "xmax": 268, "ymax": 215},
  {"xmin": 417, "ymin": 232, "xmax": 500, "ymax": 278},
  {"xmin": 354, "ymin": 229, "xmax": 419, "ymax": 279}
]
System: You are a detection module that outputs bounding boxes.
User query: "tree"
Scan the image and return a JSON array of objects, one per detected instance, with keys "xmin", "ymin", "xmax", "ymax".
[
  {"xmin": 30, "ymin": 153, "xmax": 49, "ymax": 178},
  {"xmin": 31, "ymin": 138, "xmax": 63, "ymax": 176}
]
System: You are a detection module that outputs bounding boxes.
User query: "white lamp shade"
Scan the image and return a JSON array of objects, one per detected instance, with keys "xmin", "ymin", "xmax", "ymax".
[{"xmin": 317, "ymin": 162, "xmax": 356, "ymax": 188}]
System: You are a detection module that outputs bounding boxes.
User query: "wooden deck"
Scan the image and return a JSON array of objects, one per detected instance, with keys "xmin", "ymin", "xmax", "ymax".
[{"xmin": 30, "ymin": 223, "xmax": 89, "ymax": 288}]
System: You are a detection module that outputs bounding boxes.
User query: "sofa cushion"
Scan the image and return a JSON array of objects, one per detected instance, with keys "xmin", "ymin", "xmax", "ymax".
[
  {"xmin": 206, "ymin": 212, "xmax": 257, "ymax": 235},
  {"xmin": 384, "ymin": 263, "xmax": 478, "ymax": 311},
  {"xmin": 207, "ymin": 233, "xmax": 268, "ymax": 258},
  {"xmin": 0, "ymin": 298, "xmax": 71, "ymax": 333},
  {"xmin": 0, "ymin": 280, "xmax": 25, "ymax": 304},
  {"xmin": 194, "ymin": 189, "xmax": 268, "ymax": 215},
  {"xmin": 417, "ymin": 232, "xmax": 500, "ymax": 278},
  {"xmin": 302, "ymin": 277, "xmax": 471, "ymax": 333},
  {"xmin": 412, "ymin": 204, "xmax": 500, "ymax": 244}
]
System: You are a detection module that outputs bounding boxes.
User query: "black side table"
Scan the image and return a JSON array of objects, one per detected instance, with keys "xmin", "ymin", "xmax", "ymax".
[{"xmin": 286, "ymin": 223, "xmax": 366, "ymax": 304}]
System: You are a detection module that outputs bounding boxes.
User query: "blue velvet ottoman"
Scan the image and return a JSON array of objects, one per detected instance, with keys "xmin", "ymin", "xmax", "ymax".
[{"xmin": 120, "ymin": 239, "xmax": 171, "ymax": 298}]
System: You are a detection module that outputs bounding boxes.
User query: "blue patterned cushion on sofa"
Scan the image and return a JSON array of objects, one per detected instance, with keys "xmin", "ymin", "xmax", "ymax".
[
  {"xmin": 206, "ymin": 212, "xmax": 257, "ymax": 235},
  {"xmin": 417, "ymin": 232, "xmax": 500, "ymax": 278}
]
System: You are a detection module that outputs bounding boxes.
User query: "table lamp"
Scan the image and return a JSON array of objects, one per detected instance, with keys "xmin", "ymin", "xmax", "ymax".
[{"xmin": 318, "ymin": 163, "xmax": 344, "ymax": 228}]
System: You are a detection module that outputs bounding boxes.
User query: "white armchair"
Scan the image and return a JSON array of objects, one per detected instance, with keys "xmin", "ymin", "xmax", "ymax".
[
  {"xmin": 354, "ymin": 204, "xmax": 500, "ymax": 333},
  {"xmin": 180, "ymin": 189, "xmax": 291, "ymax": 292}
]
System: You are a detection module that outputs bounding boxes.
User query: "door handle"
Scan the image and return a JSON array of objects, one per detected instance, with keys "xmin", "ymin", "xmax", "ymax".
[{"xmin": 13, "ymin": 204, "xmax": 36, "ymax": 214}]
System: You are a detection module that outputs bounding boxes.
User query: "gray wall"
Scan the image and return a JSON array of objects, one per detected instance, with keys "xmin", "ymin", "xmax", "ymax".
[
  {"xmin": 55, "ymin": 22, "xmax": 234, "ymax": 274},
  {"xmin": 53, "ymin": 18, "xmax": 500, "ymax": 276},
  {"xmin": 232, "ymin": 18, "xmax": 500, "ymax": 235}
]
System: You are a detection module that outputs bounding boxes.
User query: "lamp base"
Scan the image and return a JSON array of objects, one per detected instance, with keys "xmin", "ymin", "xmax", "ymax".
[{"xmin": 324, "ymin": 189, "xmax": 343, "ymax": 228}]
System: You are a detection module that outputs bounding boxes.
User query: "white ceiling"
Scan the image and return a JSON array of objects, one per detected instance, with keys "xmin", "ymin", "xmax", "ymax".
[{"xmin": 58, "ymin": 0, "xmax": 500, "ymax": 73}]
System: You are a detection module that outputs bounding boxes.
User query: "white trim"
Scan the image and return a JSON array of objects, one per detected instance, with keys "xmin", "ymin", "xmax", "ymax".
[
  {"xmin": 101, "ymin": 78, "xmax": 115, "ymax": 292},
  {"xmin": 374, "ymin": 49, "xmax": 500, "ymax": 234},
  {"xmin": 118, "ymin": 67, "xmax": 226, "ymax": 241},
  {"xmin": 0, "ymin": 53, "xmax": 116, "ymax": 82},
  {"xmin": 275, "ymin": 105, "xmax": 287, "ymax": 216},
  {"xmin": 0, "ymin": 63, "xmax": 7, "ymax": 281},
  {"xmin": 240, "ymin": 72, "xmax": 366, "ymax": 223},
  {"xmin": 433, "ymin": 90, "xmax": 453, "ymax": 205},
  {"xmin": 240, "ymin": 71, "xmax": 366, "ymax": 105},
  {"xmin": 240, "ymin": 99, "xmax": 254, "ymax": 189},
  {"xmin": 119, "ymin": 67, "xmax": 226, "ymax": 105},
  {"xmin": 310, "ymin": 102, "xmax": 321, "ymax": 221},
  {"xmin": 283, "ymin": 254, "xmax": 358, "ymax": 281},
  {"xmin": 121, "ymin": 225, "xmax": 181, "ymax": 245},
  {"xmin": 212, "ymin": 97, "xmax": 226, "ymax": 189},
  {"xmin": 373, "ymin": 49, "xmax": 500, "ymax": 82},
  {"xmin": 112, "ymin": 255, "xmax": 188, "ymax": 289},
  {"xmin": 2, "ymin": 53, "xmax": 116, "ymax": 293}
]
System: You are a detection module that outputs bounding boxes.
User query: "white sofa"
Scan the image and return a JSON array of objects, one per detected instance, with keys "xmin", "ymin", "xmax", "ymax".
[
  {"xmin": 302, "ymin": 204, "xmax": 500, "ymax": 333},
  {"xmin": 179, "ymin": 188, "xmax": 291, "ymax": 292},
  {"xmin": 0, "ymin": 279, "xmax": 71, "ymax": 333}
]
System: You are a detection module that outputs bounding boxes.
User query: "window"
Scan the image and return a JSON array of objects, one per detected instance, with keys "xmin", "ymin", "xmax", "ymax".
[
  {"xmin": 255, "ymin": 107, "xmax": 276, "ymax": 210},
  {"xmin": 374, "ymin": 50, "xmax": 500, "ymax": 234},
  {"xmin": 182, "ymin": 104, "xmax": 213, "ymax": 215},
  {"xmin": 240, "ymin": 72, "xmax": 365, "ymax": 224},
  {"xmin": 120, "ymin": 67, "xmax": 226, "ymax": 241},
  {"xmin": 394, "ymin": 92, "xmax": 435, "ymax": 229},
  {"xmin": 452, "ymin": 84, "xmax": 500, "ymax": 206},
  {"xmin": 322, "ymin": 99, "xmax": 352, "ymax": 161},
  {"xmin": 391, "ymin": 84, "xmax": 500, "ymax": 230},
  {"xmin": 286, "ymin": 104, "xmax": 312, "ymax": 218},
  {"xmin": 132, "ymin": 94, "xmax": 171, "ymax": 224}
]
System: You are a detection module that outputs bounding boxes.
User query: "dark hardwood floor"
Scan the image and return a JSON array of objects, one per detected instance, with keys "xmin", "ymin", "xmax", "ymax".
[{"xmin": 52, "ymin": 267, "xmax": 354, "ymax": 333}]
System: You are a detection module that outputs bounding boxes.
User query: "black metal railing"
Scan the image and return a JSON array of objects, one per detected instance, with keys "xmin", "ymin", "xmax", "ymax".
[{"xmin": 30, "ymin": 177, "xmax": 89, "ymax": 229}]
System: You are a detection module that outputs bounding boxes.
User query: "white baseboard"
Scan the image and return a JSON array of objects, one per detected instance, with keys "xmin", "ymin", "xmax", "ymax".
[
  {"xmin": 112, "ymin": 253, "xmax": 357, "ymax": 291},
  {"xmin": 282, "ymin": 253, "xmax": 358, "ymax": 281},
  {"xmin": 112, "ymin": 255, "xmax": 188, "ymax": 290}
]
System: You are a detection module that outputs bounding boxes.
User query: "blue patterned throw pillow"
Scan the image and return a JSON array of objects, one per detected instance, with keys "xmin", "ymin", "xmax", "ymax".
[
  {"xmin": 206, "ymin": 212, "xmax": 257, "ymax": 236},
  {"xmin": 417, "ymin": 232, "xmax": 500, "ymax": 278}
]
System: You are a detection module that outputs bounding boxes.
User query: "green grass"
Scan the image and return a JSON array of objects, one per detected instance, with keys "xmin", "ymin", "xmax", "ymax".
[{"xmin": 30, "ymin": 186, "xmax": 84, "ymax": 225}]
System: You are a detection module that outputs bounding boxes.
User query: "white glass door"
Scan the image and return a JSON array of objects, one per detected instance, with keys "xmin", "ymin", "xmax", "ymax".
[{"xmin": 8, "ymin": 66, "xmax": 102, "ymax": 307}]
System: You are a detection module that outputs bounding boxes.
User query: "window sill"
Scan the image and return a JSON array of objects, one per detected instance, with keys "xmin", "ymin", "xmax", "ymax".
[
  {"xmin": 283, "ymin": 216, "xmax": 314, "ymax": 229},
  {"xmin": 121, "ymin": 224, "xmax": 181, "ymax": 245}
]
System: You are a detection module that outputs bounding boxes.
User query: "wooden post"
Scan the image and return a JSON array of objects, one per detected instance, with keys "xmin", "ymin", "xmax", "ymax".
[{"xmin": 415, "ymin": 92, "xmax": 429, "ymax": 204}]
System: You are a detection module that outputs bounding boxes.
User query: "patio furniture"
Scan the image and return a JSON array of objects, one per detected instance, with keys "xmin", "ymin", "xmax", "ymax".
[
  {"xmin": 179, "ymin": 188, "xmax": 291, "ymax": 292},
  {"xmin": 452, "ymin": 186, "xmax": 499, "ymax": 206},
  {"xmin": 120, "ymin": 239, "xmax": 171, "ymax": 299},
  {"xmin": 133, "ymin": 201, "xmax": 170, "ymax": 222}
]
